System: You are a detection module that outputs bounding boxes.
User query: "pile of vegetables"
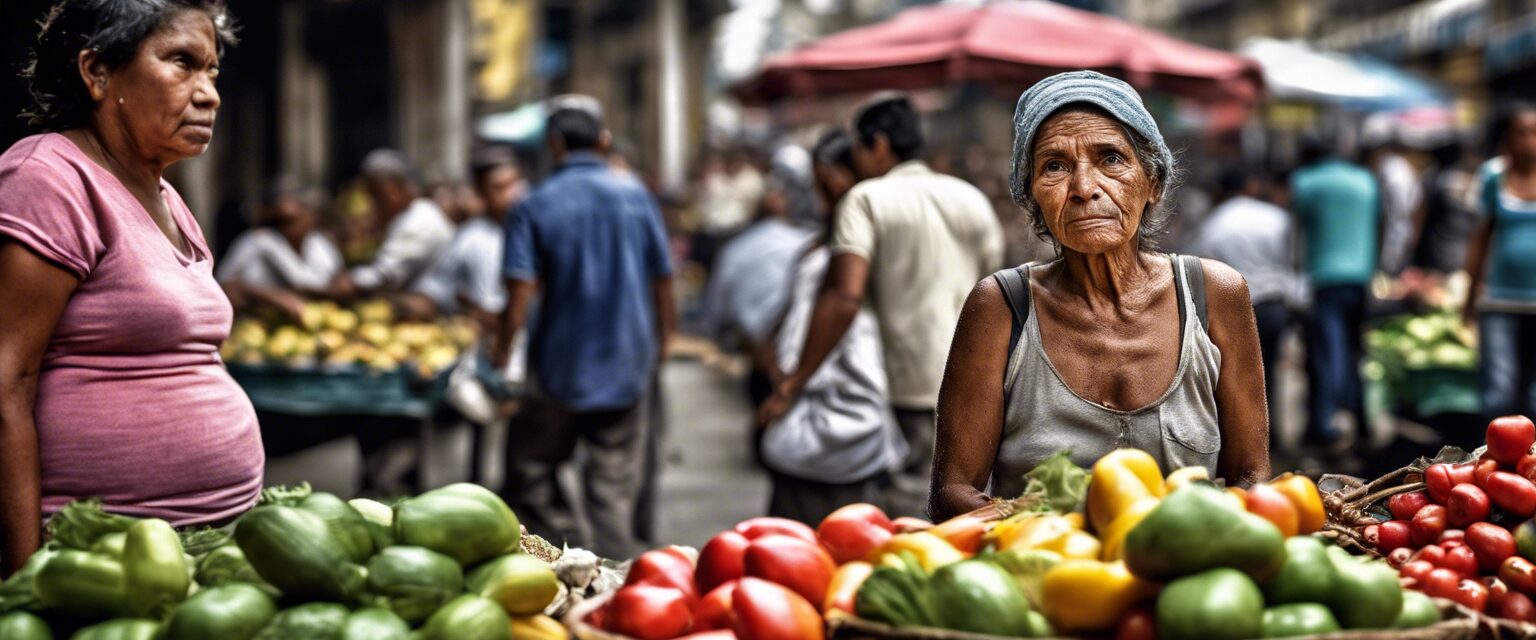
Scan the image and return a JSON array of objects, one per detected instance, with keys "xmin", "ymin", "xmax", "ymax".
[
  {"xmin": 221, "ymin": 299, "xmax": 476, "ymax": 376},
  {"xmin": 1363, "ymin": 415, "xmax": 1536, "ymax": 622},
  {"xmin": 1365, "ymin": 312, "xmax": 1477, "ymax": 373},
  {"xmin": 0, "ymin": 483, "xmax": 563, "ymax": 640},
  {"xmin": 845, "ymin": 450, "xmax": 1442, "ymax": 639}
]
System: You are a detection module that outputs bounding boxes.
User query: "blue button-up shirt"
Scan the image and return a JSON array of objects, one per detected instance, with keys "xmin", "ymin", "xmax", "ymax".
[{"xmin": 504, "ymin": 152, "xmax": 673, "ymax": 410}]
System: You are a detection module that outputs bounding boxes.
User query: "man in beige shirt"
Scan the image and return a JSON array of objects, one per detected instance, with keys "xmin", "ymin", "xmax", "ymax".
[{"xmin": 758, "ymin": 94, "xmax": 1004, "ymax": 517}]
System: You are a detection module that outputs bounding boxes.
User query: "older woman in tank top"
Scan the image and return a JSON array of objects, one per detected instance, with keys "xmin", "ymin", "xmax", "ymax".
[{"xmin": 929, "ymin": 71, "xmax": 1270, "ymax": 521}]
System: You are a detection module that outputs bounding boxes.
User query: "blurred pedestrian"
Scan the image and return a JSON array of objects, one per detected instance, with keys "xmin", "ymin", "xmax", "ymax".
[
  {"xmin": 218, "ymin": 177, "xmax": 341, "ymax": 317},
  {"xmin": 1465, "ymin": 104, "xmax": 1536, "ymax": 422},
  {"xmin": 1403, "ymin": 140, "xmax": 1479, "ymax": 303},
  {"xmin": 1291, "ymin": 136, "xmax": 1381, "ymax": 453},
  {"xmin": 1364, "ymin": 118, "xmax": 1424, "ymax": 277},
  {"xmin": 694, "ymin": 148, "xmax": 765, "ymax": 271},
  {"xmin": 1188, "ymin": 166, "xmax": 1297, "ymax": 449},
  {"xmin": 492, "ymin": 103, "xmax": 675, "ymax": 559},
  {"xmin": 0, "ymin": 0, "xmax": 257, "ymax": 575},
  {"xmin": 759, "ymin": 129, "xmax": 906, "ymax": 524},
  {"xmin": 929, "ymin": 71, "xmax": 1269, "ymax": 521},
  {"xmin": 327, "ymin": 149, "xmax": 454, "ymax": 299},
  {"xmin": 758, "ymin": 94, "xmax": 1004, "ymax": 518}
]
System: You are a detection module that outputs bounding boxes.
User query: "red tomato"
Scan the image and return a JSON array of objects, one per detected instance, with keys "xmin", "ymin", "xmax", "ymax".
[
  {"xmin": 1400, "ymin": 560, "xmax": 1435, "ymax": 583},
  {"xmin": 1476, "ymin": 457, "xmax": 1503, "ymax": 488},
  {"xmin": 816, "ymin": 503, "xmax": 895, "ymax": 565},
  {"xmin": 1378, "ymin": 520, "xmax": 1414, "ymax": 552},
  {"xmin": 1491, "ymin": 590, "xmax": 1536, "ymax": 622},
  {"xmin": 743, "ymin": 535, "xmax": 836, "ymax": 611},
  {"xmin": 1517, "ymin": 453, "xmax": 1536, "ymax": 482},
  {"xmin": 1113, "ymin": 607, "xmax": 1158, "ymax": 640},
  {"xmin": 1502, "ymin": 557, "xmax": 1536, "ymax": 597},
  {"xmin": 1413, "ymin": 544, "xmax": 1447, "ymax": 566},
  {"xmin": 1426, "ymin": 464, "xmax": 1458, "ymax": 503},
  {"xmin": 1447, "ymin": 484, "xmax": 1493, "ymax": 528},
  {"xmin": 1411, "ymin": 506, "xmax": 1447, "ymax": 547},
  {"xmin": 627, "ymin": 547, "xmax": 700, "ymax": 601},
  {"xmin": 697, "ymin": 532, "xmax": 750, "ymax": 593},
  {"xmin": 694, "ymin": 581, "xmax": 738, "ymax": 631},
  {"xmin": 607, "ymin": 585, "xmax": 695, "ymax": 640},
  {"xmin": 734, "ymin": 518, "xmax": 818, "ymax": 545},
  {"xmin": 1486, "ymin": 472, "xmax": 1536, "ymax": 516},
  {"xmin": 731, "ymin": 577, "xmax": 824, "ymax": 640},
  {"xmin": 1445, "ymin": 545, "xmax": 1481, "ymax": 578},
  {"xmin": 1452, "ymin": 579, "xmax": 1491, "ymax": 612},
  {"xmin": 1488, "ymin": 415, "xmax": 1536, "ymax": 466},
  {"xmin": 1423, "ymin": 568, "xmax": 1462, "ymax": 599},
  {"xmin": 1363, "ymin": 524, "xmax": 1380, "ymax": 548},
  {"xmin": 1245, "ymin": 484, "xmax": 1301, "ymax": 538},
  {"xmin": 1387, "ymin": 547, "xmax": 1414, "ymax": 568},
  {"xmin": 1389, "ymin": 491, "xmax": 1433, "ymax": 521},
  {"xmin": 1468, "ymin": 522, "xmax": 1520, "ymax": 573}
]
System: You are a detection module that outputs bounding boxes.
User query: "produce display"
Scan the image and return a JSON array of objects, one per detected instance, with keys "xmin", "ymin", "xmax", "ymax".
[
  {"xmin": 219, "ymin": 299, "xmax": 477, "ymax": 377},
  {"xmin": 0, "ymin": 484, "xmax": 565, "ymax": 640},
  {"xmin": 1354, "ymin": 415, "xmax": 1536, "ymax": 624}
]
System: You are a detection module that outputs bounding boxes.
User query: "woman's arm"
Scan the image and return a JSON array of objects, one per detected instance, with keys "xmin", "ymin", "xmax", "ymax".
[
  {"xmin": 1200, "ymin": 259, "xmax": 1271, "ymax": 487},
  {"xmin": 0, "ymin": 242, "xmax": 77, "ymax": 576},
  {"xmin": 930, "ymin": 277, "xmax": 1015, "ymax": 521}
]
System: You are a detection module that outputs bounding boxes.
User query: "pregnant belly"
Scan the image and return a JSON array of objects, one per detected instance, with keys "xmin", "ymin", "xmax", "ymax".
[{"xmin": 35, "ymin": 364, "xmax": 265, "ymax": 525}]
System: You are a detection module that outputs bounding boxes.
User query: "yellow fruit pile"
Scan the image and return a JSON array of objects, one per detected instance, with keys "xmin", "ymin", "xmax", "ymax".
[{"xmin": 221, "ymin": 299, "xmax": 477, "ymax": 376}]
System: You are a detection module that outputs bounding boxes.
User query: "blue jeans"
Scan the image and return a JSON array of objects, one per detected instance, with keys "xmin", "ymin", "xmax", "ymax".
[
  {"xmin": 1479, "ymin": 311, "xmax": 1536, "ymax": 421},
  {"xmin": 1305, "ymin": 284, "xmax": 1367, "ymax": 443}
]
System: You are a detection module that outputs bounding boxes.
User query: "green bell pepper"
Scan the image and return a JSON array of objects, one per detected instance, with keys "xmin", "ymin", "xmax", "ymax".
[
  {"xmin": 416, "ymin": 595, "xmax": 510, "ymax": 640},
  {"xmin": 0, "ymin": 611, "xmax": 50, "ymax": 640},
  {"xmin": 89, "ymin": 534, "xmax": 125, "ymax": 560},
  {"xmin": 1393, "ymin": 589, "xmax": 1441, "ymax": 629},
  {"xmin": 68, "ymin": 619, "xmax": 157, "ymax": 640},
  {"xmin": 0, "ymin": 545, "xmax": 57, "ymax": 614},
  {"xmin": 1325, "ymin": 546, "xmax": 1403, "ymax": 629},
  {"xmin": 160, "ymin": 584, "xmax": 276, "ymax": 640},
  {"xmin": 930, "ymin": 559, "xmax": 1035, "ymax": 636},
  {"xmin": 1124, "ymin": 484, "xmax": 1286, "ymax": 582},
  {"xmin": 983, "ymin": 548, "xmax": 1061, "ymax": 609},
  {"xmin": 1263, "ymin": 536, "xmax": 1336, "ymax": 605},
  {"xmin": 251, "ymin": 603, "xmax": 348, "ymax": 640},
  {"xmin": 1155, "ymin": 568, "xmax": 1265, "ymax": 640},
  {"xmin": 339, "ymin": 608, "xmax": 410, "ymax": 640},
  {"xmin": 394, "ymin": 484, "xmax": 521, "ymax": 567},
  {"xmin": 854, "ymin": 552, "xmax": 940, "ymax": 628},
  {"xmin": 122, "ymin": 519, "xmax": 189, "ymax": 618},
  {"xmin": 1262, "ymin": 603, "xmax": 1341, "ymax": 638},
  {"xmin": 33, "ymin": 550, "xmax": 131, "ymax": 619},
  {"xmin": 296, "ymin": 493, "xmax": 376, "ymax": 565}
]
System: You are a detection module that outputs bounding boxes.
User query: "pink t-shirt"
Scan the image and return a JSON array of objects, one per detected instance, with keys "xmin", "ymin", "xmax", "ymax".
[{"xmin": 0, "ymin": 133, "xmax": 263, "ymax": 526}]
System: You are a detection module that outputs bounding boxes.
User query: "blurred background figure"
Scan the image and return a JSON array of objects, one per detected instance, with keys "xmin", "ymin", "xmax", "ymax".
[
  {"xmin": 329, "ymin": 149, "xmax": 453, "ymax": 299},
  {"xmin": 1187, "ymin": 166, "xmax": 1297, "ymax": 450},
  {"xmin": 1291, "ymin": 135, "xmax": 1382, "ymax": 458},
  {"xmin": 693, "ymin": 147, "xmax": 765, "ymax": 272},
  {"xmin": 218, "ymin": 177, "xmax": 341, "ymax": 317},
  {"xmin": 1466, "ymin": 104, "xmax": 1536, "ymax": 424},
  {"xmin": 1365, "ymin": 116, "xmax": 1425, "ymax": 278}
]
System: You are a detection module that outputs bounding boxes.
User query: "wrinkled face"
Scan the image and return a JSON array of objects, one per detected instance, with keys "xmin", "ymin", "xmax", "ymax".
[
  {"xmin": 1030, "ymin": 108, "xmax": 1157, "ymax": 254},
  {"xmin": 98, "ymin": 10, "xmax": 222, "ymax": 162},
  {"xmin": 1509, "ymin": 112, "xmax": 1536, "ymax": 164}
]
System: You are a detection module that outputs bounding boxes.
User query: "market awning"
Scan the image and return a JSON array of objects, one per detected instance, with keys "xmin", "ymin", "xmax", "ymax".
[
  {"xmin": 1239, "ymin": 38, "xmax": 1450, "ymax": 112},
  {"xmin": 730, "ymin": 0, "xmax": 1263, "ymax": 109}
]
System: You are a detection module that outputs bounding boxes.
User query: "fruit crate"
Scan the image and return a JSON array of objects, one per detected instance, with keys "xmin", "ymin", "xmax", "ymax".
[{"xmin": 226, "ymin": 362, "xmax": 444, "ymax": 418}]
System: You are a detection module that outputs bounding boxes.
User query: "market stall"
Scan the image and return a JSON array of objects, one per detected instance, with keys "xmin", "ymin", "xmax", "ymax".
[{"xmin": 11, "ymin": 418, "xmax": 1536, "ymax": 639}]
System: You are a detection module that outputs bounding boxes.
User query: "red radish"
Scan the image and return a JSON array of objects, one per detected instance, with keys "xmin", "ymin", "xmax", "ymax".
[
  {"xmin": 1377, "ymin": 520, "xmax": 1413, "ymax": 551},
  {"xmin": 1447, "ymin": 484, "xmax": 1492, "ymax": 528},
  {"xmin": 1411, "ymin": 506, "xmax": 1447, "ymax": 547},
  {"xmin": 1467, "ymin": 522, "xmax": 1518, "ymax": 572},
  {"xmin": 1445, "ymin": 545, "xmax": 1481, "ymax": 577},
  {"xmin": 1486, "ymin": 472, "xmax": 1536, "ymax": 516},
  {"xmin": 1487, "ymin": 415, "xmax": 1536, "ymax": 466},
  {"xmin": 1389, "ymin": 491, "xmax": 1432, "ymax": 521},
  {"xmin": 1387, "ymin": 547, "xmax": 1413, "ymax": 568}
]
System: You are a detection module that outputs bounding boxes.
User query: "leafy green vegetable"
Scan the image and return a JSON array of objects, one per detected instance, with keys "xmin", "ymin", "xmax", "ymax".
[
  {"xmin": 177, "ymin": 527, "xmax": 232, "ymax": 559},
  {"xmin": 256, "ymin": 483, "xmax": 313, "ymax": 507},
  {"xmin": 854, "ymin": 552, "xmax": 941, "ymax": 628},
  {"xmin": 1020, "ymin": 450, "xmax": 1090, "ymax": 514},
  {"xmin": 48, "ymin": 499, "xmax": 138, "ymax": 550}
]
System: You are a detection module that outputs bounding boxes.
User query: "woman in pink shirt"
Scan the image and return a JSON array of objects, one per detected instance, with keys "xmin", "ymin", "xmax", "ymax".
[{"xmin": 0, "ymin": 0, "xmax": 261, "ymax": 575}]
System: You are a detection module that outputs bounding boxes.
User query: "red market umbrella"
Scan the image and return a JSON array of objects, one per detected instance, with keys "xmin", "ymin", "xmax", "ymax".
[{"xmin": 732, "ymin": 0, "xmax": 1263, "ymax": 109}]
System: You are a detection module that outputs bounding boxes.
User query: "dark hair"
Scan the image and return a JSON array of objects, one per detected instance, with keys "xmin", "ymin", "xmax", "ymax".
[
  {"xmin": 546, "ymin": 107, "xmax": 602, "ymax": 151},
  {"xmin": 812, "ymin": 128, "xmax": 855, "ymax": 174},
  {"xmin": 1217, "ymin": 166, "xmax": 1253, "ymax": 196},
  {"xmin": 853, "ymin": 94, "xmax": 923, "ymax": 161},
  {"xmin": 23, "ymin": 0, "xmax": 237, "ymax": 132},
  {"xmin": 1486, "ymin": 102, "xmax": 1536, "ymax": 157},
  {"xmin": 470, "ymin": 146, "xmax": 517, "ymax": 185}
]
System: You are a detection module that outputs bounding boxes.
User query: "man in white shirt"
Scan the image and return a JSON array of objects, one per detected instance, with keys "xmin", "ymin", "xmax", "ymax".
[
  {"xmin": 758, "ymin": 94, "xmax": 1004, "ymax": 517},
  {"xmin": 407, "ymin": 148, "xmax": 526, "ymax": 328},
  {"xmin": 329, "ymin": 149, "xmax": 454, "ymax": 298}
]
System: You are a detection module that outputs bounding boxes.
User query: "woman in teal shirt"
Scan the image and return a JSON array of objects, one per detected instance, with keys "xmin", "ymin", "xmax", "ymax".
[{"xmin": 1465, "ymin": 103, "xmax": 1536, "ymax": 422}]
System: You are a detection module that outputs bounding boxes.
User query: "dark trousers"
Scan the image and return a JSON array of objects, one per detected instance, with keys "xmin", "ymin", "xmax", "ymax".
[
  {"xmin": 768, "ymin": 470, "xmax": 882, "ymax": 527},
  {"xmin": 1254, "ymin": 300, "xmax": 1289, "ymax": 448},
  {"xmin": 501, "ymin": 400, "xmax": 646, "ymax": 560},
  {"xmin": 1480, "ymin": 311, "xmax": 1536, "ymax": 422},
  {"xmin": 886, "ymin": 407, "xmax": 936, "ymax": 519},
  {"xmin": 1305, "ymin": 284, "xmax": 1367, "ymax": 443}
]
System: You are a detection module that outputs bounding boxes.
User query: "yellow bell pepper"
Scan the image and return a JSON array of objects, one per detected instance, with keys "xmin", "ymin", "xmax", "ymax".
[
  {"xmin": 1062, "ymin": 512, "xmax": 1086, "ymax": 530},
  {"xmin": 869, "ymin": 532, "xmax": 965, "ymax": 572},
  {"xmin": 1040, "ymin": 559, "xmax": 1152, "ymax": 633},
  {"xmin": 1163, "ymin": 466, "xmax": 1209, "ymax": 493},
  {"xmin": 508, "ymin": 614, "xmax": 566, "ymax": 640},
  {"xmin": 995, "ymin": 514, "xmax": 1102, "ymax": 560},
  {"xmin": 1087, "ymin": 449, "xmax": 1166, "ymax": 534},
  {"xmin": 1099, "ymin": 496, "xmax": 1159, "ymax": 561},
  {"xmin": 1269, "ymin": 473, "xmax": 1326, "ymax": 534}
]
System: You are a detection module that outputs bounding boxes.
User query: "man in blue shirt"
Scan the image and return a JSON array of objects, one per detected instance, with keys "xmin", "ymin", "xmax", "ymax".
[
  {"xmin": 493, "ymin": 103, "xmax": 675, "ymax": 559},
  {"xmin": 1290, "ymin": 139, "xmax": 1382, "ymax": 453}
]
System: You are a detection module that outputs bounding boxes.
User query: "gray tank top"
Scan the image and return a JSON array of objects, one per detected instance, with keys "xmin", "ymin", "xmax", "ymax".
[{"xmin": 990, "ymin": 254, "xmax": 1222, "ymax": 499}]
